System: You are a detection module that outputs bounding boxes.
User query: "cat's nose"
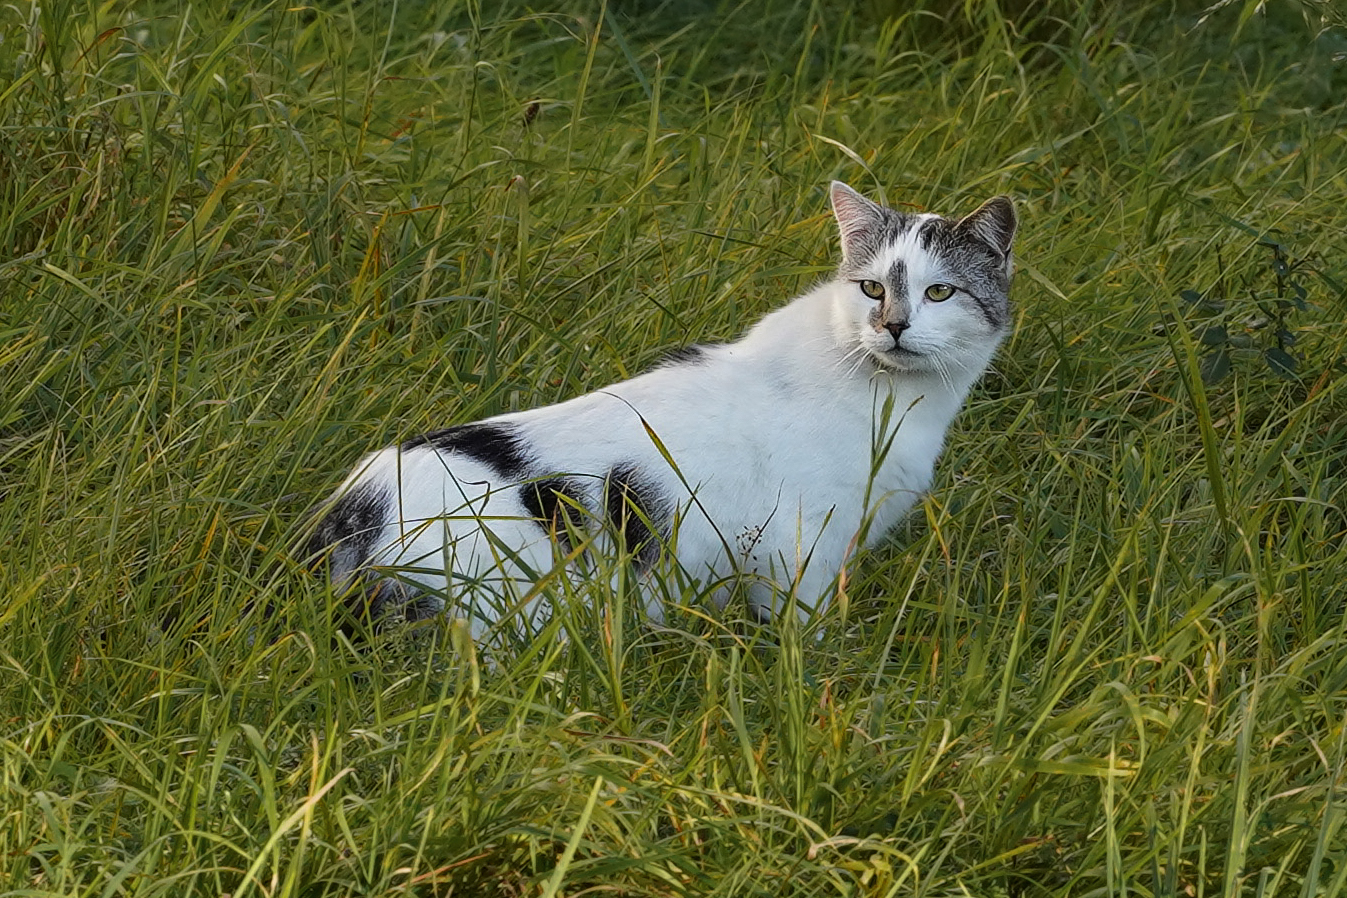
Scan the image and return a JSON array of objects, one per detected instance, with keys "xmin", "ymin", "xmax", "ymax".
[{"xmin": 885, "ymin": 320, "xmax": 910, "ymax": 344}]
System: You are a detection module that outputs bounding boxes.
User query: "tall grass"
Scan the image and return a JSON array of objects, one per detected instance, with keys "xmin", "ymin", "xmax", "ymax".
[{"xmin": 1, "ymin": 0, "xmax": 1345, "ymax": 894}]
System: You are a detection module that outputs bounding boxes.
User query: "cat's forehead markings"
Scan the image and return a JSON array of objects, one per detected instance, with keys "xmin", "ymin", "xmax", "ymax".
[
  {"xmin": 917, "ymin": 215, "xmax": 993, "ymax": 268},
  {"xmin": 885, "ymin": 259, "xmax": 908, "ymax": 303},
  {"xmin": 893, "ymin": 214, "xmax": 940, "ymax": 254},
  {"xmin": 873, "ymin": 213, "xmax": 943, "ymax": 287},
  {"xmin": 917, "ymin": 215, "xmax": 948, "ymax": 251},
  {"xmin": 875, "ymin": 208, "xmax": 916, "ymax": 243}
]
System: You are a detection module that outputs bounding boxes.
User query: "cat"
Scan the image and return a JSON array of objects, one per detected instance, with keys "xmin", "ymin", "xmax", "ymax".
[{"xmin": 306, "ymin": 182, "xmax": 1016, "ymax": 639}]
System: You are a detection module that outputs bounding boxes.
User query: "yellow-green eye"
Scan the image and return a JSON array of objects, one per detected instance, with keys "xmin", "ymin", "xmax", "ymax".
[
  {"xmin": 859, "ymin": 280, "xmax": 885, "ymax": 299},
  {"xmin": 925, "ymin": 283, "xmax": 955, "ymax": 302}
]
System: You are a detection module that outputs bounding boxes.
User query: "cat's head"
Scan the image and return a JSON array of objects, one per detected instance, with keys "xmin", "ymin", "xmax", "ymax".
[{"xmin": 829, "ymin": 181, "xmax": 1016, "ymax": 379}]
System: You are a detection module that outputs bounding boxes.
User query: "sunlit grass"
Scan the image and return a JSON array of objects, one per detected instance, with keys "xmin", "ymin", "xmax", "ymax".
[{"xmin": 2, "ymin": 0, "xmax": 1345, "ymax": 894}]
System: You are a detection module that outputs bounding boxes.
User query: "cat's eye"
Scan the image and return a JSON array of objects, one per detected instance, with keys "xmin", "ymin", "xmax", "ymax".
[
  {"xmin": 859, "ymin": 280, "xmax": 885, "ymax": 300},
  {"xmin": 925, "ymin": 283, "xmax": 955, "ymax": 302}
]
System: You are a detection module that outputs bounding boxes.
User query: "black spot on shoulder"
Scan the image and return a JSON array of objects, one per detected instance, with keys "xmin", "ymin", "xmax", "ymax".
[
  {"xmin": 306, "ymin": 481, "xmax": 391, "ymax": 577},
  {"xmin": 401, "ymin": 421, "xmax": 530, "ymax": 479},
  {"xmin": 521, "ymin": 476, "xmax": 588, "ymax": 554},
  {"xmin": 661, "ymin": 345, "xmax": 707, "ymax": 366},
  {"xmin": 603, "ymin": 464, "xmax": 670, "ymax": 569}
]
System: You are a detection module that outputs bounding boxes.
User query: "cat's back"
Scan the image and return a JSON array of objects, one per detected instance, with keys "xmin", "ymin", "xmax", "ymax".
[{"xmin": 503, "ymin": 286, "xmax": 863, "ymax": 471}]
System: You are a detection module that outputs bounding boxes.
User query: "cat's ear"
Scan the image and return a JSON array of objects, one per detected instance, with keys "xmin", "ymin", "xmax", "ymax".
[
  {"xmin": 830, "ymin": 181, "xmax": 884, "ymax": 260},
  {"xmin": 956, "ymin": 196, "xmax": 1017, "ymax": 257}
]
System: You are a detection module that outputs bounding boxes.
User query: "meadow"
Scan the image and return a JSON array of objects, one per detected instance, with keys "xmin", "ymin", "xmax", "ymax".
[{"xmin": 2, "ymin": 0, "xmax": 1346, "ymax": 894}]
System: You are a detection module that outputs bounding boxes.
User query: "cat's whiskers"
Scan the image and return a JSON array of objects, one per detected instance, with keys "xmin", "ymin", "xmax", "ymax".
[
  {"xmin": 800, "ymin": 332, "xmax": 841, "ymax": 351},
  {"xmin": 844, "ymin": 352, "xmax": 872, "ymax": 381},
  {"xmin": 829, "ymin": 342, "xmax": 871, "ymax": 379},
  {"xmin": 802, "ymin": 332, "xmax": 870, "ymax": 376},
  {"xmin": 937, "ymin": 337, "xmax": 985, "ymax": 376},
  {"xmin": 932, "ymin": 356, "xmax": 957, "ymax": 394}
]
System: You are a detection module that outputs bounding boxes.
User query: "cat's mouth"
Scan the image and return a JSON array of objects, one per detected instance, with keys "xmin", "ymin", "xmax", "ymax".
[{"xmin": 868, "ymin": 344, "xmax": 927, "ymax": 370}]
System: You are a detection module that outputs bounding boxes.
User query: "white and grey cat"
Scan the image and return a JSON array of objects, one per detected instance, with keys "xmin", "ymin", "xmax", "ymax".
[{"xmin": 308, "ymin": 182, "xmax": 1016, "ymax": 637}]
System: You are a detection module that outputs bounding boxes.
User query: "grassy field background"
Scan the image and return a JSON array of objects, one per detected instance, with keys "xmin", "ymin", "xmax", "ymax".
[{"xmin": 3, "ymin": 0, "xmax": 1347, "ymax": 894}]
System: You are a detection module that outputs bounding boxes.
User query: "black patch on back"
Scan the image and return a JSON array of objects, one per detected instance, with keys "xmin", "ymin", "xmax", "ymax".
[
  {"xmin": 521, "ymin": 476, "xmax": 588, "ymax": 554},
  {"xmin": 306, "ymin": 481, "xmax": 391, "ymax": 574},
  {"xmin": 603, "ymin": 464, "xmax": 669, "ymax": 569},
  {"xmin": 661, "ymin": 345, "xmax": 707, "ymax": 366},
  {"xmin": 401, "ymin": 421, "xmax": 530, "ymax": 479}
]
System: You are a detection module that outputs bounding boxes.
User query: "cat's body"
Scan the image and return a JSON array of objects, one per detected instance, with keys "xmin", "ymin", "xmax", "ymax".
[{"xmin": 308, "ymin": 183, "xmax": 1016, "ymax": 638}]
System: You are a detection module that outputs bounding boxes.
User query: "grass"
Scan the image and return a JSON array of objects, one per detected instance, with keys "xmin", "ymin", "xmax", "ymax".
[{"xmin": 2, "ymin": 0, "xmax": 1346, "ymax": 894}]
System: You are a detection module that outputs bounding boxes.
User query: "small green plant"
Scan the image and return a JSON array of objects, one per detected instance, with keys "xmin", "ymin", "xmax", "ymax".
[{"xmin": 1182, "ymin": 238, "xmax": 1325, "ymax": 385}]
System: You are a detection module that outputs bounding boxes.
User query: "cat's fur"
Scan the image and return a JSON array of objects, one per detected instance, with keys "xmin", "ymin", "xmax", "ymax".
[{"xmin": 307, "ymin": 182, "xmax": 1016, "ymax": 637}]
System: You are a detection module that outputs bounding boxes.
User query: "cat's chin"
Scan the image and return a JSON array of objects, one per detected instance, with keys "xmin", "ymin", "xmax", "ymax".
[{"xmin": 866, "ymin": 346, "xmax": 931, "ymax": 373}]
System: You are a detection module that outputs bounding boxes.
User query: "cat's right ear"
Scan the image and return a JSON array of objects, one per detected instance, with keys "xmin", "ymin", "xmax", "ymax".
[{"xmin": 830, "ymin": 181, "xmax": 884, "ymax": 261}]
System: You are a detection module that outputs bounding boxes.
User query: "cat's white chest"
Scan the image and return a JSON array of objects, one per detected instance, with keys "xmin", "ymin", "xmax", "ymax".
[{"xmin": 620, "ymin": 341, "xmax": 956, "ymax": 607}]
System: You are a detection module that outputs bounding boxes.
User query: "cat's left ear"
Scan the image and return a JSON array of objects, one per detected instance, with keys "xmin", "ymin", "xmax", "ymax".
[
  {"xmin": 957, "ymin": 196, "xmax": 1017, "ymax": 258},
  {"xmin": 830, "ymin": 181, "xmax": 885, "ymax": 261}
]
